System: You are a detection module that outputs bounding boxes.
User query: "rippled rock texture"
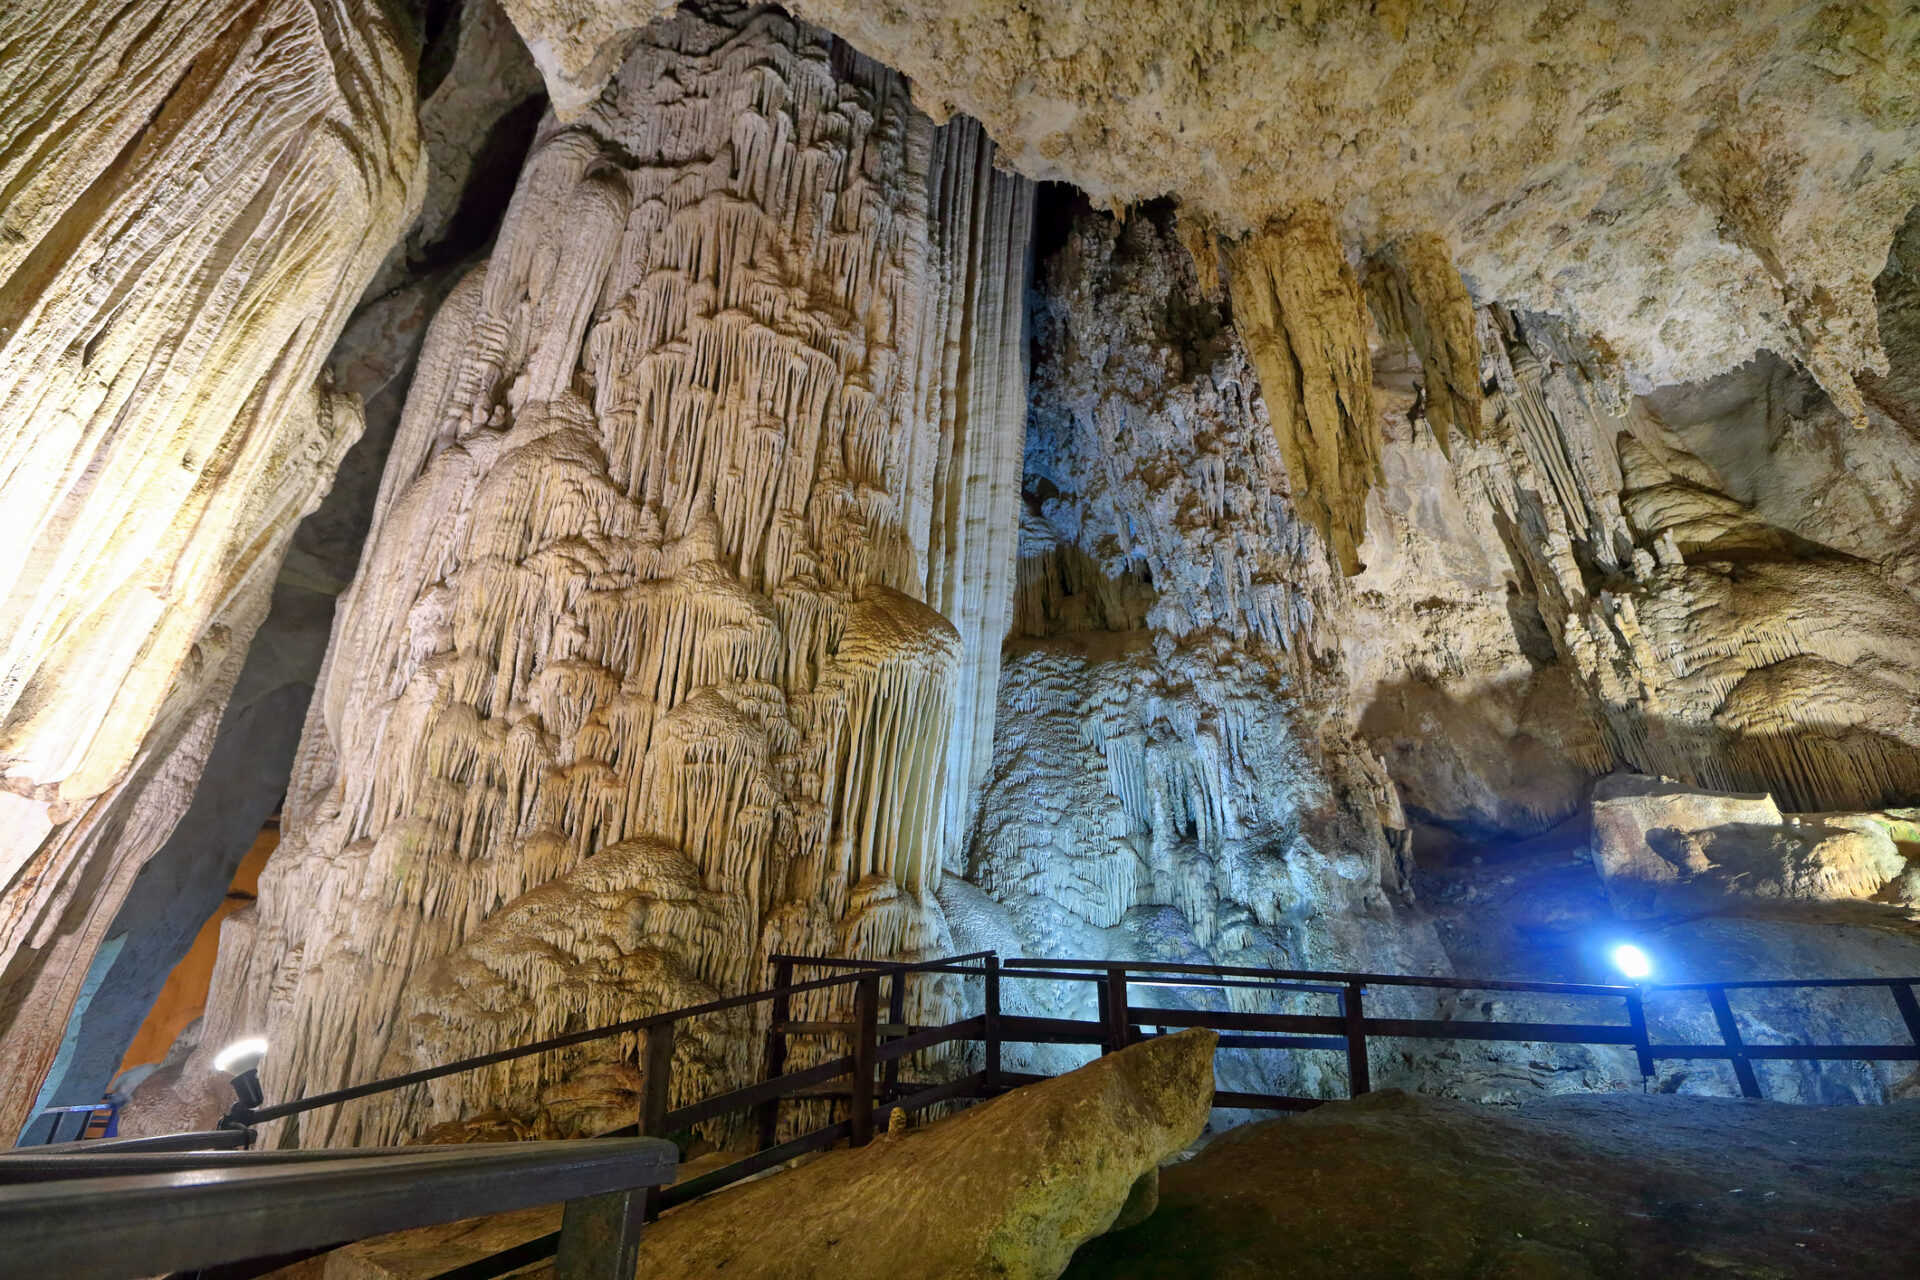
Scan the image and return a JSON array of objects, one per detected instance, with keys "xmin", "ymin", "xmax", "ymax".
[
  {"xmin": 0, "ymin": 0, "xmax": 421, "ymax": 1139},
  {"xmin": 189, "ymin": 3, "xmax": 1034, "ymax": 1145}
]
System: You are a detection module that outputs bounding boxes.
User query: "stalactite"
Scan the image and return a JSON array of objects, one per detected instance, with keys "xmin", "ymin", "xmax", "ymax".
[
  {"xmin": 914, "ymin": 122, "xmax": 1035, "ymax": 875},
  {"xmin": 1228, "ymin": 206, "xmax": 1381, "ymax": 576},
  {"xmin": 199, "ymin": 4, "xmax": 1030, "ymax": 1146},
  {"xmin": 1470, "ymin": 309, "xmax": 1920, "ymax": 815},
  {"xmin": 1365, "ymin": 234, "xmax": 1483, "ymax": 457}
]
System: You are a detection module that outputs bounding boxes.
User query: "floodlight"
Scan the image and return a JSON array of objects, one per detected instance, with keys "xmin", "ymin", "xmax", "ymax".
[
  {"xmin": 1610, "ymin": 943, "xmax": 1653, "ymax": 981},
  {"xmin": 212, "ymin": 1037, "xmax": 268, "ymax": 1075}
]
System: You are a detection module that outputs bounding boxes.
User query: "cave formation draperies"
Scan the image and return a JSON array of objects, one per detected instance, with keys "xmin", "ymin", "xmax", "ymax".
[{"xmin": 200, "ymin": 4, "xmax": 1032, "ymax": 1144}]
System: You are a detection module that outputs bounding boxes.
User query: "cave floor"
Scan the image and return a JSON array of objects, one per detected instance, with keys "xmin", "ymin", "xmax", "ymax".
[{"xmin": 1064, "ymin": 1089, "xmax": 1920, "ymax": 1279}]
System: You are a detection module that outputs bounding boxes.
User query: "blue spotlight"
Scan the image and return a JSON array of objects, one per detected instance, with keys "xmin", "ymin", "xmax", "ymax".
[{"xmin": 1610, "ymin": 943, "xmax": 1653, "ymax": 981}]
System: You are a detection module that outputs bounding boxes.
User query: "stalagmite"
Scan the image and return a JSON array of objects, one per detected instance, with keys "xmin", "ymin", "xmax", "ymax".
[
  {"xmin": 0, "ymin": 0, "xmax": 420, "ymax": 1139},
  {"xmin": 1228, "ymin": 208, "xmax": 1381, "ymax": 575},
  {"xmin": 1365, "ymin": 235, "xmax": 1483, "ymax": 456},
  {"xmin": 192, "ymin": 4, "xmax": 1030, "ymax": 1145}
]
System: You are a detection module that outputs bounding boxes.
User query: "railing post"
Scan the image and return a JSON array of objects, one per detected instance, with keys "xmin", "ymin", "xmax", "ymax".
[
  {"xmin": 757, "ymin": 958, "xmax": 794, "ymax": 1151},
  {"xmin": 1105, "ymin": 966, "xmax": 1133, "ymax": 1052},
  {"xmin": 637, "ymin": 1022, "xmax": 674, "ymax": 1219},
  {"xmin": 1095, "ymin": 973, "xmax": 1112, "ymax": 1055},
  {"xmin": 850, "ymin": 974, "xmax": 880, "ymax": 1146},
  {"xmin": 1624, "ymin": 988, "xmax": 1656, "ymax": 1080},
  {"xmin": 1706, "ymin": 987, "xmax": 1763, "ymax": 1099},
  {"xmin": 983, "ymin": 954, "xmax": 1002, "ymax": 1092},
  {"xmin": 1890, "ymin": 982, "xmax": 1920, "ymax": 1049},
  {"xmin": 555, "ymin": 1188, "xmax": 646, "ymax": 1280},
  {"xmin": 883, "ymin": 967, "xmax": 907, "ymax": 1100},
  {"xmin": 1342, "ymin": 982, "xmax": 1371, "ymax": 1098}
]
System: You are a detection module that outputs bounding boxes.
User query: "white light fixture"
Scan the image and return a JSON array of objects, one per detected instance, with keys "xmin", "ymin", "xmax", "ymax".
[
  {"xmin": 213, "ymin": 1037, "xmax": 269, "ymax": 1075},
  {"xmin": 1610, "ymin": 943, "xmax": 1653, "ymax": 981}
]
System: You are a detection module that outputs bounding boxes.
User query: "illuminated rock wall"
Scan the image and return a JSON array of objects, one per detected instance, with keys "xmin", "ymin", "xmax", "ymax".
[
  {"xmin": 0, "ymin": 0, "xmax": 420, "ymax": 1139},
  {"xmin": 199, "ymin": 4, "xmax": 1031, "ymax": 1144}
]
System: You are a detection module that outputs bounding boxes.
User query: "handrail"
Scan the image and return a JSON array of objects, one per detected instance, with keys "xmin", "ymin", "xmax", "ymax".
[
  {"xmin": 1, "ymin": 1127, "xmax": 253, "ymax": 1158},
  {"xmin": 0, "ymin": 1139, "xmax": 676, "ymax": 1280},
  {"xmin": 244, "ymin": 951, "xmax": 990, "ymax": 1125},
  {"xmin": 1001, "ymin": 956, "xmax": 1920, "ymax": 996},
  {"xmin": 1002, "ymin": 956, "xmax": 1643, "ymax": 996},
  {"xmin": 45, "ymin": 952, "xmax": 1917, "ymax": 1280}
]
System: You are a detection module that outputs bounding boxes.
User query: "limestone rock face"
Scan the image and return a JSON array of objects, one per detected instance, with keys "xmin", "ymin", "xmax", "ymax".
[
  {"xmin": 1347, "ymin": 251, "xmax": 1920, "ymax": 839},
  {"xmin": 502, "ymin": 2, "xmax": 1920, "ymax": 498},
  {"xmin": 0, "ymin": 0, "xmax": 420, "ymax": 808},
  {"xmin": 1591, "ymin": 773, "xmax": 1909, "ymax": 919},
  {"xmin": 0, "ymin": 0, "xmax": 420, "ymax": 1139},
  {"xmin": 628, "ymin": 1028, "xmax": 1218, "ymax": 1280},
  {"xmin": 957, "ymin": 200, "xmax": 1443, "ymax": 1096},
  {"xmin": 200, "ymin": 4, "xmax": 1033, "ymax": 1145}
]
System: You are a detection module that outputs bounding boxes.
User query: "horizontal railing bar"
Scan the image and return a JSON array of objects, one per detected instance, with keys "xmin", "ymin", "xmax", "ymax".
[
  {"xmin": 653, "ymin": 1122, "xmax": 853, "ymax": 1214},
  {"xmin": 1206, "ymin": 1034, "xmax": 1351, "ymax": 1051},
  {"xmin": 772, "ymin": 1021, "xmax": 917, "ymax": 1037},
  {"xmin": 1004, "ymin": 958, "xmax": 1636, "ymax": 997},
  {"xmin": 1129, "ymin": 976, "xmax": 1349, "ymax": 995},
  {"xmin": 2, "ymin": 1128, "xmax": 252, "ymax": 1160},
  {"xmin": 248, "ymin": 957, "xmax": 971, "ymax": 1124},
  {"xmin": 875, "ymin": 1015, "xmax": 987, "ymax": 1064},
  {"xmin": 661, "ymin": 1056, "xmax": 855, "ymax": 1132},
  {"xmin": 1125, "ymin": 1007, "xmax": 1346, "ymax": 1036},
  {"xmin": 1211, "ymin": 1089, "xmax": 1327, "ymax": 1112},
  {"xmin": 1362, "ymin": 1019, "xmax": 1639, "ymax": 1045},
  {"xmin": 873, "ymin": 1071, "xmax": 989, "ymax": 1126},
  {"xmin": 767, "ymin": 952, "xmax": 993, "ymax": 971},
  {"xmin": 1635, "ymin": 990, "xmax": 1920, "ymax": 997},
  {"xmin": 427, "ymin": 1229, "xmax": 559, "ymax": 1280},
  {"xmin": 998, "ymin": 967, "xmax": 1108, "ymax": 983},
  {"xmin": 995, "ymin": 1015, "xmax": 1108, "ymax": 1044},
  {"xmin": 1002, "ymin": 969, "xmax": 1349, "ymax": 997},
  {"xmin": 1649, "ymin": 1043, "xmax": 1920, "ymax": 1062},
  {"xmin": 0, "ymin": 1139, "xmax": 677, "ymax": 1280},
  {"xmin": 0, "ymin": 1144, "xmax": 479, "ymax": 1184},
  {"xmin": 1132, "ymin": 1008, "xmax": 1636, "ymax": 1046}
]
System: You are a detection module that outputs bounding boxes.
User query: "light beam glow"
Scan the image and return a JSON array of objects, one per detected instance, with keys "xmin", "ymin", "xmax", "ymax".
[
  {"xmin": 1610, "ymin": 944, "xmax": 1653, "ymax": 981},
  {"xmin": 212, "ymin": 1037, "xmax": 269, "ymax": 1075}
]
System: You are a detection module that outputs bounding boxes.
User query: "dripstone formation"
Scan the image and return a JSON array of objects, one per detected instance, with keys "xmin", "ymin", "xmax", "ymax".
[
  {"xmin": 0, "ymin": 0, "xmax": 421, "ymax": 1140},
  {"xmin": 195, "ymin": 4, "xmax": 1032, "ymax": 1144},
  {"xmin": 1, "ymin": 0, "xmax": 1917, "ymax": 1147}
]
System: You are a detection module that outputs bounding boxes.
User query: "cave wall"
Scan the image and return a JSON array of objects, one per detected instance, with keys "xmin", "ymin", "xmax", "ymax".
[
  {"xmin": 182, "ymin": 3, "xmax": 1033, "ymax": 1145},
  {"xmin": 0, "ymin": 0, "xmax": 422, "ymax": 1140},
  {"xmin": 945, "ymin": 200, "xmax": 1443, "ymax": 1099},
  {"xmin": 13, "ymin": 0, "xmax": 549, "ymax": 1141},
  {"xmin": 8, "ymin": 0, "xmax": 1919, "ymax": 1139},
  {"xmin": 962, "ymin": 190, "xmax": 1920, "ymax": 1105}
]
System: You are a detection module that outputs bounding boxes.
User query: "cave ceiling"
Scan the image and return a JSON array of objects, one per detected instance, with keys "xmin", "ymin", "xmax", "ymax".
[{"xmin": 503, "ymin": 0, "xmax": 1920, "ymax": 419}]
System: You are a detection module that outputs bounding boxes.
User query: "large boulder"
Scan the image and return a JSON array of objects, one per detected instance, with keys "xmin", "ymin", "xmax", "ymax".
[
  {"xmin": 1590, "ymin": 774, "xmax": 1908, "ymax": 919},
  {"xmin": 632, "ymin": 1027, "xmax": 1217, "ymax": 1280},
  {"xmin": 269, "ymin": 1028, "xmax": 1217, "ymax": 1280},
  {"xmin": 1066, "ymin": 1088, "xmax": 1920, "ymax": 1279}
]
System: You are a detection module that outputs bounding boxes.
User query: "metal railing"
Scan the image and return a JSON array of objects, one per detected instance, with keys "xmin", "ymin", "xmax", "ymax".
[
  {"xmin": 19, "ymin": 953, "xmax": 1920, "ymax": 1279},
  {"xmin": 995, "ymin": 959, "xmax": 1920, "ymax": 1104},
  {"xmin": 0, "ymin": 1138, "xmax": 676, "ymax": 1280}
]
